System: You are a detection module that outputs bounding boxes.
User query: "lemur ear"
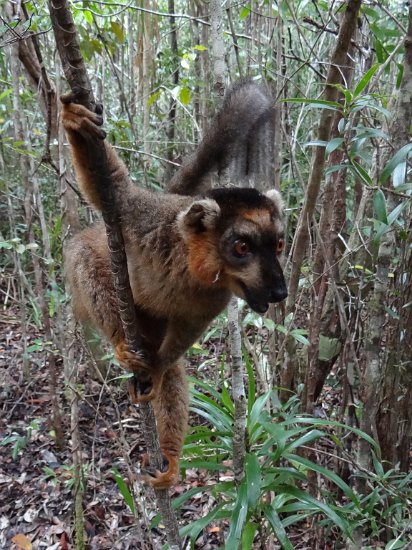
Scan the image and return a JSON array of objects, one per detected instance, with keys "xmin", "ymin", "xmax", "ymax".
[
  {"xmin": 177, "ymin": 199, "xmax": 221, "ymax": 238},
  {"xmin": 266, "ymin": 189, "xmax": 284, "ymax": 213}
]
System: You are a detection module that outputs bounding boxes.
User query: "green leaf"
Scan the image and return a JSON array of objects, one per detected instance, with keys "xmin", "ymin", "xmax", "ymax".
[
  {"xmin": 179, "ymin": 86, "xmax": 190, "ymax": 105},
  {"xmin": 318, "ymin": 335, "xmax": 341, "ymax": 362},
  {"xmin": 284, "ymin": 98, "xmax": 343, "ymax": 111},
  {"xmin": 392, "ymin": 161, "xmax": 406, "ymax": 188},
  {"xmin": 387, "ymin": 201, "xmax": 407, "ymax": 225},
  {"xmin": 83, "ymin": 9, "xmax": 93, "ymax": 24},
  {"xmin": 16, "ymin": 243, "xmax": 26, "ymax": 254},
  {"xmin": 263, "ymin": 504, "xmax": 294, "ymax": 550},
  {"xmin": 193, "ymin": 44, "xmax": 207, "ymax": 51},
  {"xmin": 385, "ymin": 539, "xmax": 408, "ymax": 550},
  {"xmin": 245, "ymin": 453, "xmax": 261, "ymax": 509},
  {"xmin": 225, "ymin": 481, "xmax": 248, "ymax": 550},
  {"xmin": 242, "ymin": 521, "xmax": 258, "ymax": 549},
  {"xmin": 290, "ymin": 330, "xmax": 309, "ymax": 346},
  {"xmin": 0, "ymin": 88, "xmax": 12, "ymax": 101},
  {"xmin": 373, "ymin": 189, "xmax": 388, "ymax": 224},
  {"xmin": 284, "ymin": 453, "xmax": 360, "ymax": 508},
  {"xmin": 353, "ymin": 64, "xmax": 379, "ymax": 97},
  {"xmin": 326, "ymin": 137, "xmax": 344, "ymax": 154},
  {"xmin": 284, "ymin": 429, "xmax": 324, "ymax": 451},
  {"xmin": 276, "ymin": 485, "xmax": 350, "ymax": 535},
  {"xmin": 350, "ymin": 160, "xmax": 372, "ymax": 185},
  {"xmin": 248, "ymin": 393, "xmax": 271, "ymax": 437},
  {"xmin": 180, "ymin": 503, "xmax": 229, "ymax": 540},
  {"xmin": 110, "ymin": 21, "xmax": 125, "ymax": 43},
  {"xmin": 239, "ymin": 5, "xmax": 251, "ymax": 19},
  {"xmin": 380, "ymin": 143, "xmax": 412, "ymax": 184},
  {"xmin": 112, "ymin": 468, "xmax": 135, "ymax": 514}
]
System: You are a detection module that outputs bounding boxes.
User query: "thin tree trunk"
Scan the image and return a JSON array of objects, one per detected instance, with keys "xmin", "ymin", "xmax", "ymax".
[
  {"xmin": 48, "ymin": 2, "xmax": 181, "ymax": 546},
  {"xmin": 287, "ymin": 0, "xmax": 363, "ymax": 310},
  {"xmin": 360, "ymin": 5, "xmax": 412, "ymax": 472}
]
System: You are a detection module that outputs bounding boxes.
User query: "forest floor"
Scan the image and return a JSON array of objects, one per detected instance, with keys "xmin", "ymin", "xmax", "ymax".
[
  {"xmin": 0, "ymin": 303, "xmax": 336, "ymax": 550},
  {"xmin": 0, "ymin": 303, "xmax": 242, "ymax": 550}
]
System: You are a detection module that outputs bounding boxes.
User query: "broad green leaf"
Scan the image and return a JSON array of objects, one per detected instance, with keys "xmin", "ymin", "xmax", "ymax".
[
  {"xmin": 225, "ymin": 481, "xmax": 248, "ymax": 550},
  {"xmin": 385, "ymin": 539, "xmax": 408, "ymax": 550},
  {"xmin": 285, "ymin": 98, "xmax": 342, "ymax": 111},
  {"xmin": 326, "ymin": 137, "xmax": 344, "ymax": 154},
  {"xmin": 245, "ymin": 355, "xmax": 256, "ymax": 416},
  {"xmin": 180, "ymin": 503, "xmax": 228, "ymax": 540},
  {"xmin": 350, "ymin": 160, "xmax": 372, "ymax": 185},
  {"xmin": 387, "ymin": 201, "xmax": 407, "ymax": 225},
  {"xmin": 263, "ymin": 504, "xmax": 294, "ymax": 550},
  {"xmin": 284, "ymin": 453, "xmax": 360, "ymax": 507},
  {"xmin": 290, "ymin": 330, "xmax": 309, "ymax": 346},
  {"xmin": 248, "ymin": 393, "xmax": 271, "ymax": 436},
  {"xmin": 16, "ymin": 243, "xmax": 26, "ymax": 254},
  {"xmin": 373, "ymin": 189, "xmax": 388, "ymax": 224},
  {"xmin": 83, "ymin": 9, "xmax": 93, "ymax": 24},
  {"xmin": 318, "ymin": 335, "xmax": 341, "ymax": 362},
  {"xmin": 111, "ymin": 21, "xmax": 125, "ymax": 43},
  {"xmin": 353, "ymin": 64, "xmax": 379, "ymax": 97},
  {"xmin": 112, "ymin": 468, "xmax": 135, "ymax": 514},
  {"xmin": 193, "ymin": 44, "xmax": 207, "ymax": 51},
  {"xmin": 276, "ymin": 485, "xmax": 350, "ymax": 535},
  {"xmin": 242, "ymin": 521, "xmax": 258, "ymax": 549},
  {"xmin": 179, "ymin": 86, "xmax": 190, "ymax": 105},
  {"xmin": 353, "ymin": 127, "xmax": 389, "ymax": 141},
  {"xmin": 392, "ymin": 161, "xmax": 406, "ymax": 188},
  {"xmin": 0, "ymin": 88, "xmax": 12, "ymax": 101},
  {"xmin": 239, "ymin": 5, "xmax": 251, "ymax": 19},
  {"xmin": 380, "ymin": 143, "xmax": 412, "ymax": 184},
  {"xmin": 284, "ymin": 429, "xmax": 324, "ymax": 451},
  {"xmin": 245, "ymin": 453, "xmax": 261, "ymax": 509},
  {"xmin": 179, "ymin": 459, "xmax": 229, "ymax": 471},
  {"xmin": 221, "ymin": 383, "xmax": 235, "ymax": 413},
  {"xmin": 147, "ymin": 90, "xmax": 161, "ymax": 107}
]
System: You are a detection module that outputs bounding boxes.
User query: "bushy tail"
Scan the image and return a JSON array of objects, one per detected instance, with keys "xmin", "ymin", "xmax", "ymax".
[{"xmin": 168, "ymin": 80, "xmax": 274, "ymax": 196}]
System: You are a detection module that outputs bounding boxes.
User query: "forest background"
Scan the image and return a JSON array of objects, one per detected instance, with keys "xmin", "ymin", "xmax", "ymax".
[{"xmin": 0, "ymin": 0, "xmax": 411, "ymax": 549}]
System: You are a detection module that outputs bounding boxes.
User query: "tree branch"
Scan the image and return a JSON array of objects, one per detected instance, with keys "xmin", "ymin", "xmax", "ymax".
[{"xmin": 47, "ymin": 1, "xmax": 181, "ymax": 546}]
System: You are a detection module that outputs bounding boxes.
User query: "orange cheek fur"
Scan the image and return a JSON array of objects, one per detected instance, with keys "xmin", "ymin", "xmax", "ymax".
[{"xmin": 187, "ymin": 234, "xmax": 224, "ymax": 286}]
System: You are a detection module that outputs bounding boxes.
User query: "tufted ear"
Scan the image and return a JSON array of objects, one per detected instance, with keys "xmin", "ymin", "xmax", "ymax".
[
  {"xmin": 177, "ymin": 199, "xmax": 221, "ymax": 239},
  {"xmin": 265, "ymin": 188, "xmax": 284, "ymax": 213}
]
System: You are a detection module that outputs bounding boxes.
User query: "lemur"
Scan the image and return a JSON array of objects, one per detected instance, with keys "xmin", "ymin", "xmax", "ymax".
[{"xmin": 62, "ymin": 81, "xmax": 287, "ymax": 489}]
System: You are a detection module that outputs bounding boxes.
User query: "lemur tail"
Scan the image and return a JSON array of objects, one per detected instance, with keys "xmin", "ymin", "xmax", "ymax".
[{"xmin": 167, "ymin": 80, "xmax": 274, "ymax": 196}]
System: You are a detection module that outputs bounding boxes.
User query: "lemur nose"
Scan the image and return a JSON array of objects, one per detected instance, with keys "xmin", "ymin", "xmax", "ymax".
[{"xmin": 269, "ymin": 286, "xmax": 288, "ymax": 303}]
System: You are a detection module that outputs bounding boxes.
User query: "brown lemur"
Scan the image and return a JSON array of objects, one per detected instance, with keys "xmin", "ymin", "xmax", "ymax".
[{"xmin": 62, "ymin": 80, "xmax": 287, "ymax": 490}]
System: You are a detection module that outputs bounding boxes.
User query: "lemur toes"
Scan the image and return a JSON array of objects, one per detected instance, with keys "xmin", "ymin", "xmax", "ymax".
[
  {"xmin": 116, "ymin": 341, "xmax": 160, "ymax": 403},
  {"xmin": 128, "ymin": 375, "xmax": 156, "ymax": 403},
  {"xmin": 141, "ymin": 454, "xmax": 179, "ymax": 490}
]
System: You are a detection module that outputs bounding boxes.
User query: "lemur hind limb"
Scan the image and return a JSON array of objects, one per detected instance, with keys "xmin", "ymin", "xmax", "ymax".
[{"xmin": 62, "ymin": 80, "xmax": 287, "ymax": 490}]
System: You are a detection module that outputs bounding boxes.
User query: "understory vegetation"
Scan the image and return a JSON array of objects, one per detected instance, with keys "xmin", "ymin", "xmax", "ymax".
[{"xmin": 1, "ymin": 1, "xmax": 411, "ymax": 549}]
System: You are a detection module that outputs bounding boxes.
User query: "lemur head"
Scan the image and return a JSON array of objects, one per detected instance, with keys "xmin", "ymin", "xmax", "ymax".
[{"xmin": 177, "ymin": 188, "xmax": 287, "ymax": 313}]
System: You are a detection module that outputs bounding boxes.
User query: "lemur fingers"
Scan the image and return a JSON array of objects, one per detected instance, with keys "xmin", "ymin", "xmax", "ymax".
[
  {"xmin": 140, "ymin": 453, "xmax": 179, "ymax": 490},
  {"xmin": 116, "ymin": 341, "xmax": 162, "ymax": 403},
  {"xmin": 61, "ymin": 97, "xmax": 106, "ymax": 140}
]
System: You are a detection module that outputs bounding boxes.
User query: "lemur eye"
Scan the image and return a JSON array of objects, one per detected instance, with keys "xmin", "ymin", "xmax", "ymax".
[
  {"xmin": 234, "ymin": 239, "xmax": 250, "ymax": 257},
  {"xmin": 276, "ymin": 238, "xmax": 285, "ymax": 254}
]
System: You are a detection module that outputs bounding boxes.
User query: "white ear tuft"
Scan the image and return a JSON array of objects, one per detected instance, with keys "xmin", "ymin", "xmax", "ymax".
[
  {"xmin": 177, "ymin": 199, "xmax": 221, "ymax": 239},
  {"xmin": 266, "ymin": 189, "xmax": 284, "ymax": 213}
]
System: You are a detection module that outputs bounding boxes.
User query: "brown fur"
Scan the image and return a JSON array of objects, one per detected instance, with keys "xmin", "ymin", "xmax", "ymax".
[{"xmin": 61, "ymin": 84, "xmax": 287, "ymax": 489}]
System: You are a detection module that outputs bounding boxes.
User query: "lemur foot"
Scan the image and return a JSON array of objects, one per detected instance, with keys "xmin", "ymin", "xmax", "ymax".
[
  {"xmin": 115, "ymin": 341, "xmax": 159, "ymax": 403},
  {"xmin": 60, "ymin": 92, "xmax": 107, "ymax": 140},
  {"xmin": 141, "ymin": 453, "xmax": 179, "ymax": 490}
]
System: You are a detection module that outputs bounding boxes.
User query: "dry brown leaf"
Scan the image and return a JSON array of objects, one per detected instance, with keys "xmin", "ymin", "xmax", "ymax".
[{"xmin": 11, "ymin": 533, "xmax": 32, "ymax": 550}]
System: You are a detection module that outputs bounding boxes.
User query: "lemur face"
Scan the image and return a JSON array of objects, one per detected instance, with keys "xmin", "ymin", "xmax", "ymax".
[{"xmin": 178, "ymin": 188, "xmax": 288, "ymax": 313}]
